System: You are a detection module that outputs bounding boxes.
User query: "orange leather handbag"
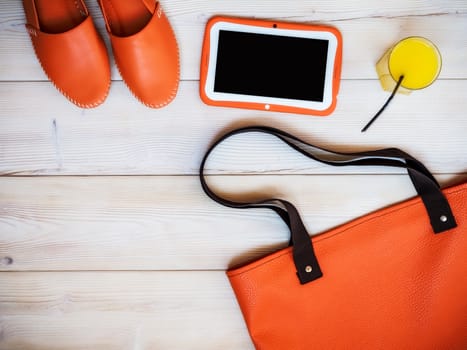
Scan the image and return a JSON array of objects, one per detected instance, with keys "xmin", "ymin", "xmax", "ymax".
[{"xmin": 200, "ymin": 126, "xmax": 467, "ymax": 350}]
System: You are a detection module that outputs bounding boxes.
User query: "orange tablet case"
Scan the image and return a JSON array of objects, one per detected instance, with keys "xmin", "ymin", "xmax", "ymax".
[{"xmin": 200, "ymin": 16, "xmax": 343, "ymax": 116}]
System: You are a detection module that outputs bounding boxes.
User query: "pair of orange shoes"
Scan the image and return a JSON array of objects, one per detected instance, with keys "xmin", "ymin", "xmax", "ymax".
[{"xmin": 23, "ymin": 0, "xmax": 180, "ymax": 108}]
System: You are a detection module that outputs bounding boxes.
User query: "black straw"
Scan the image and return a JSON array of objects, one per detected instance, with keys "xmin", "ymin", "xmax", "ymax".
[{"xmin": 361, "ymin": 75, "xmax": 405, "ymax": 132}]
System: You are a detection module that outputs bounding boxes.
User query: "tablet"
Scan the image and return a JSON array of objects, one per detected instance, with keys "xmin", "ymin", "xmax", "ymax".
[{"xmin": 200, "ymin": 16, "xmax": 343, "ymax": 116}]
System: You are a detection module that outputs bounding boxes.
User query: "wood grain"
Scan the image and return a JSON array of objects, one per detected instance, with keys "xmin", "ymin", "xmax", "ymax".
[
  {"xmin": 1, "ymin": 174, "xmax": 463, "ymax": 271},
  {"xmin": 1, "ymin": 1, "xmax": 467, "ymax": 349},
  {"xmin": 0, "ymin": 271, "xmax": 254, "ymax": 350},
  {"xmin": 0, "ymin": 2, "xmax": 466, "ymax": 81},
  {"xmin": 1, "ymin": 80, "xmax": 466, "ymax": 176}
]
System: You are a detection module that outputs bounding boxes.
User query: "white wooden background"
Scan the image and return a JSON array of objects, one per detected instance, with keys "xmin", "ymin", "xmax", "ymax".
[{"xmin": 1, "ymin": 1, "xmax": 466, "ymax": 349}]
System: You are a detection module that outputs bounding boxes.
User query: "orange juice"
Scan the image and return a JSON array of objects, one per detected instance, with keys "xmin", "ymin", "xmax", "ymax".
[{"xmin": 376, "ymin": 37, "xmax": 441, "ymax": 94}]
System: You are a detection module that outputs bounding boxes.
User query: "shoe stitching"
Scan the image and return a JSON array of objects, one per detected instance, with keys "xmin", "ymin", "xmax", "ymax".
[
  {"xmin": 113, "ymin": 53, "xmax": 178, "ymax": 109},
  {"xmin": 74, "ymin": 0, "xmax": 81, "ymax": 15},
  {"xmin": 74, "ymin": 0, "xmax": 88, "ymax": 18},
  {"xmin": 28, "ymin": 31, "xmax": 110, "ymax": 108},
  {"xmin": 103, "ymin": 0, "xmax": 120, "ymax": 36},
  {"xmin": 113, "ymin": 5, "xmax": 181, "ymax": 109},
  {"xmin": 160, "ymin": 2, "xmax": 181, "ymax": 107}
]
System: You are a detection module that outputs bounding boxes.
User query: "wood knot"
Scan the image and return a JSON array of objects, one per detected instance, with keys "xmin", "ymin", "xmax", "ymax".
[{"xmin": 1, "ymin": 257, "xmax": 13, "ymax": 266}]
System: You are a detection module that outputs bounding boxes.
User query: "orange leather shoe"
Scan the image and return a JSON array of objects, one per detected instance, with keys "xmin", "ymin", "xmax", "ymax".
[
  {"xmin": 98, "ymin": 0, "xmax": 180, "ymax": 108},
  {"xmin": 23, "ymin": 0, "xmax": 110, "ymax": 108}
]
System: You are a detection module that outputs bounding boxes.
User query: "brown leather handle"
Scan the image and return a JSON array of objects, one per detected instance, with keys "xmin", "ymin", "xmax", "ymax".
[{"xmin": 199, "ymin": 126, "xmax": 457, "ymax": 284}]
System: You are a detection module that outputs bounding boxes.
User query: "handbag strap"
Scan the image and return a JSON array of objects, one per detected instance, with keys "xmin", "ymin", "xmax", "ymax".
[{"xmin": 199, "ymin": 126, "xmax": 457, "ymax": 284}]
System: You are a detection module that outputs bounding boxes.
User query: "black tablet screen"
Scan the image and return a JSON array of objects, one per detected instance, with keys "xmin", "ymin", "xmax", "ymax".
[{"xmin": 214, "ymin": 30, "xmax": 329, "ymax": 102}]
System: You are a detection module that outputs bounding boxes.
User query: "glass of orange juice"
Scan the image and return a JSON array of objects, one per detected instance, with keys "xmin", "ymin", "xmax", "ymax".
[{"xmin": 376, "ymin": 37, "xmax": 442, "ymax": 94}]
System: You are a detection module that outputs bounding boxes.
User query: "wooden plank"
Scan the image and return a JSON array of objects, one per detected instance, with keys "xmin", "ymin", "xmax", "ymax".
[
  {"xmin": 0, "ymin": 1, "xmax": 466, "ymax": 81},
  {"xmin": 1, "ymin": 2, "xmax": 465, "ymax": 350},
  {"xmin": 0, "ymin": 271, "xmax": 254, "ymax": 350},
  {"xmin": 1, "ymin": 174, "xmax": 463, "ymax": 271},
  {"xmin": 0, "ymin": 80, "xmax": 466, "ymax": 175}
]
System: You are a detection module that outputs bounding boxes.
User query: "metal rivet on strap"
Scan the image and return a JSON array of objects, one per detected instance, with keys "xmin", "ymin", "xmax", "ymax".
[
  {"xmin": 440, "ymin": 215, "xmax": 448, "ymax": 223},
  {"xmin": 305, "ymin": 265, "xmax": 313, "ymax": 273},
  {"xmin": 27, "ymin": 27, "xmax": 38, "ymax": 37}
]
